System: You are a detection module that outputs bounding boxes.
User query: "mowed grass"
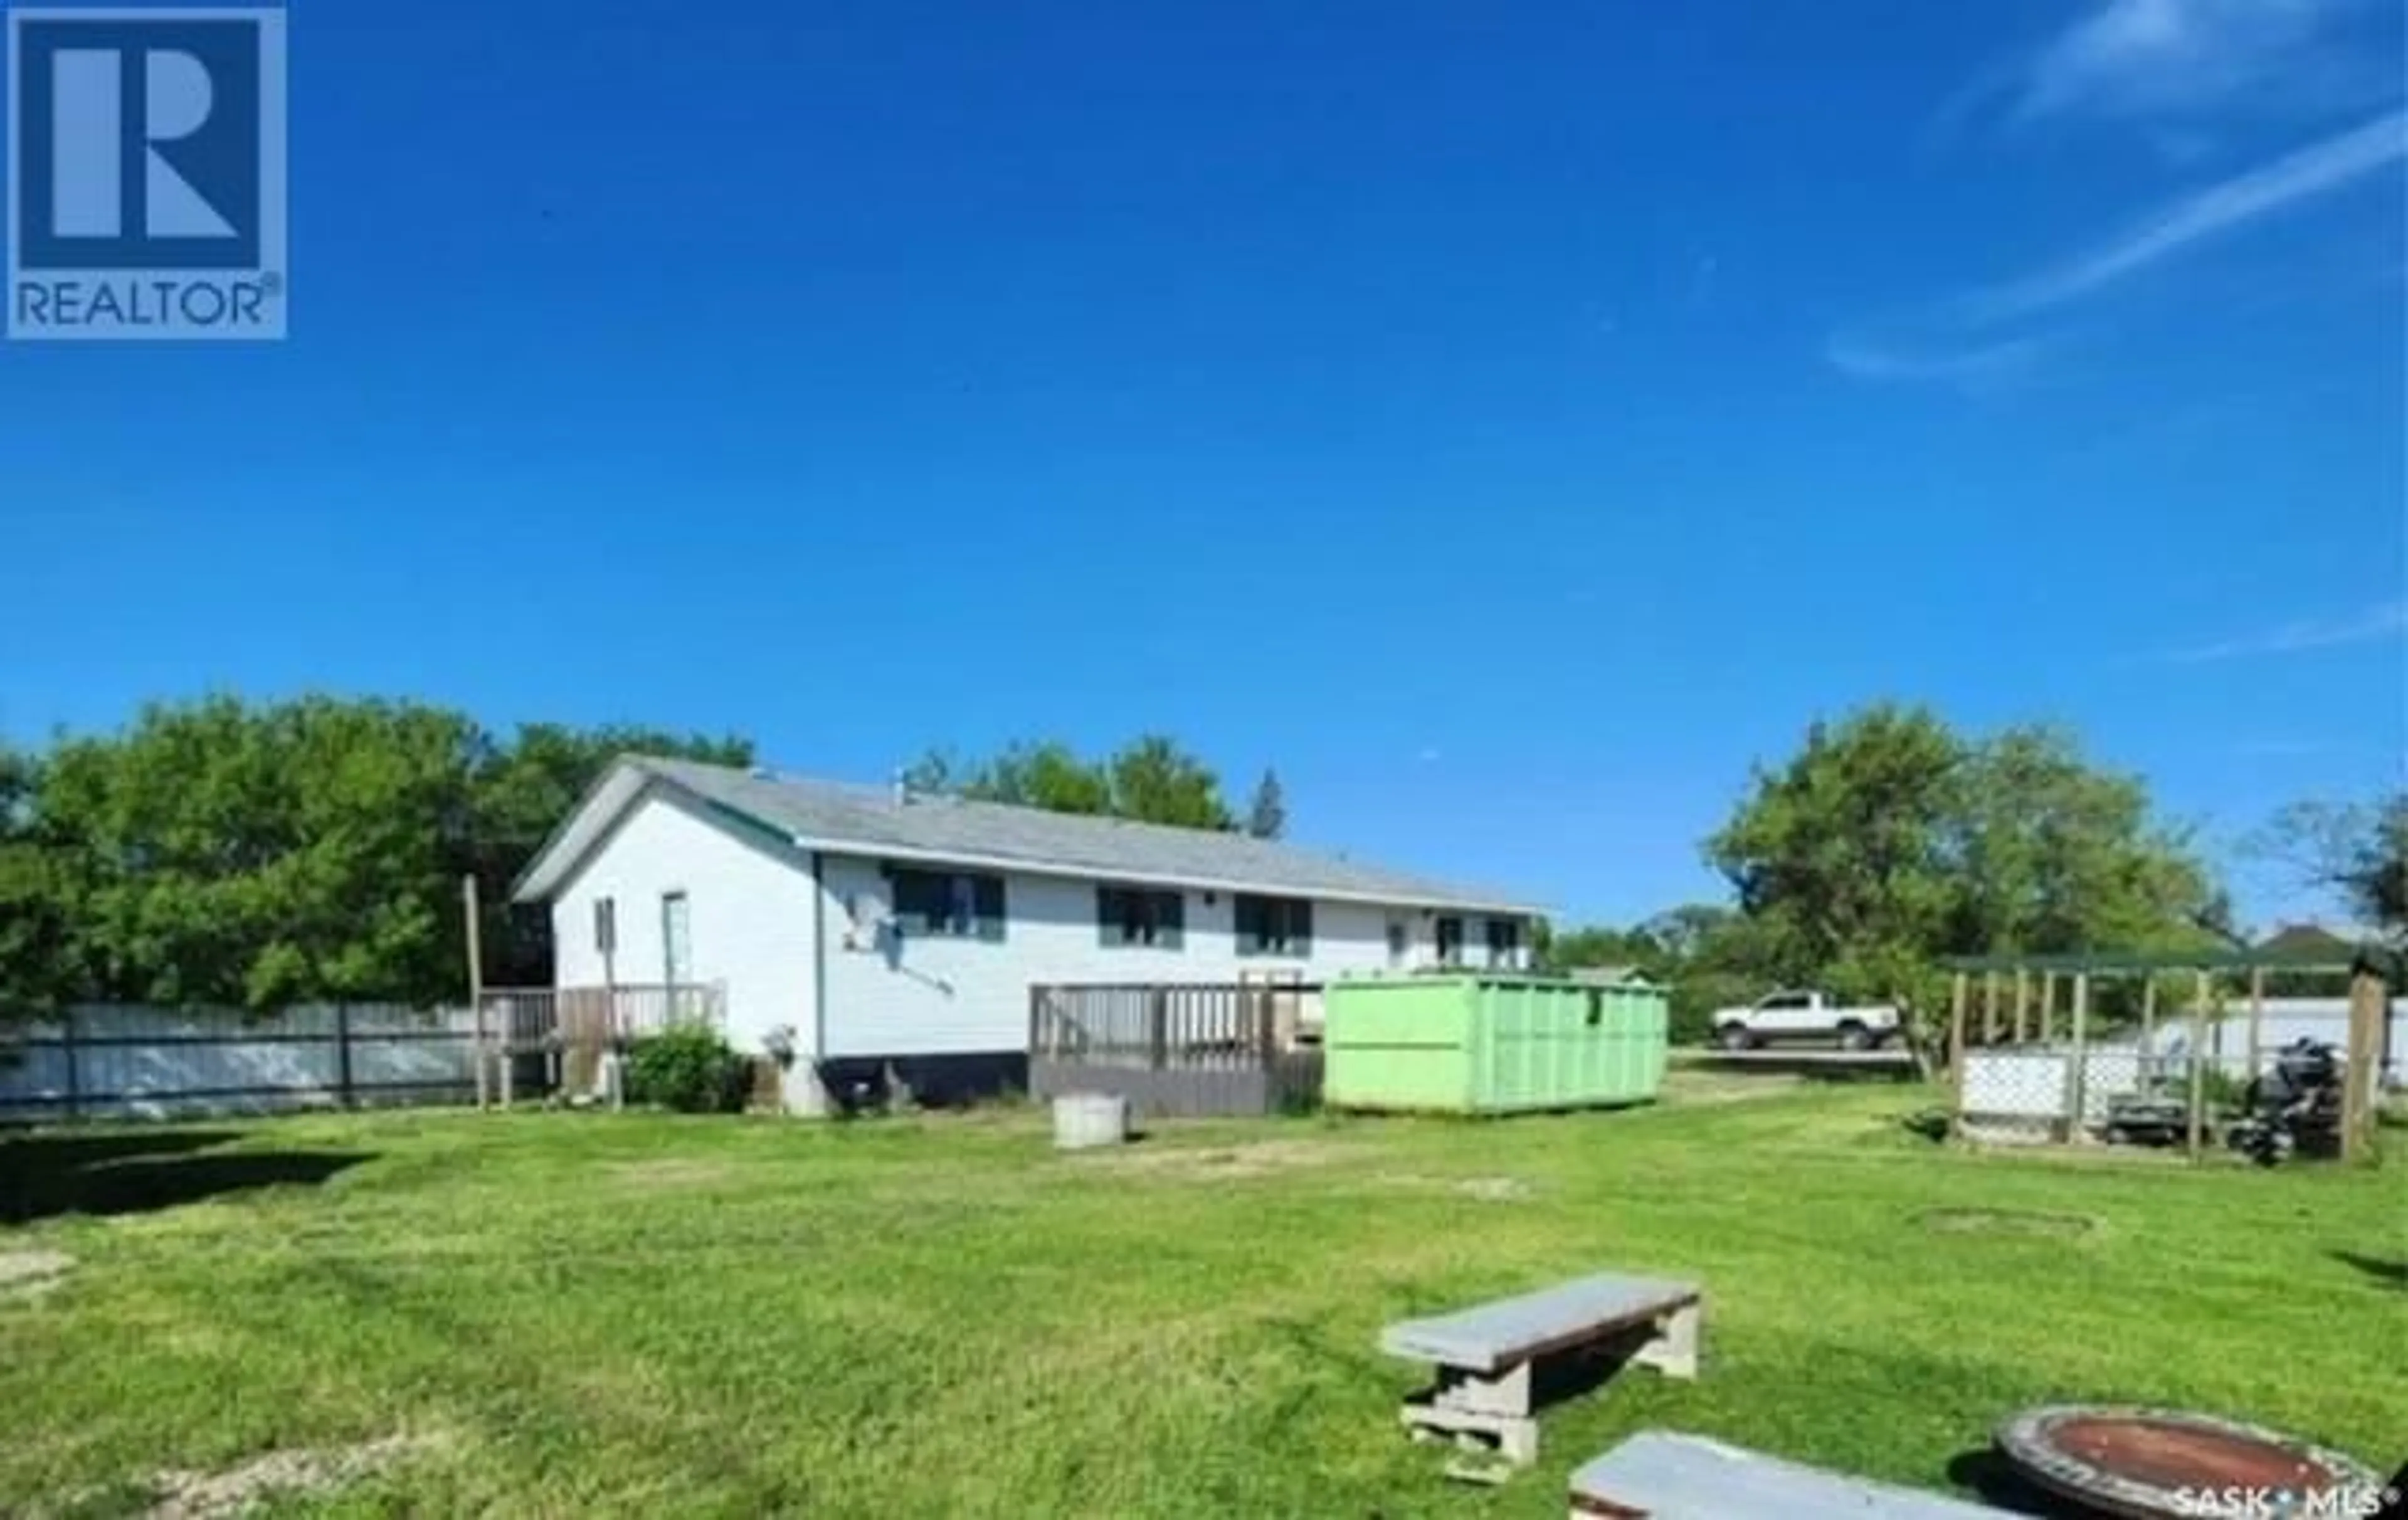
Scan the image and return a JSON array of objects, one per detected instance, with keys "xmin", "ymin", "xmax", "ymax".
[{"xmin": 2, "ymin": 1080, "xmax": 2402, "ymax": 1516}]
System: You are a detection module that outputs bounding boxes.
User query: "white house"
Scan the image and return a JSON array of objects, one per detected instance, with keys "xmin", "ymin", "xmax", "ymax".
[{"xmin": 512, "ymin": 756, "xmax": 1543, "ymax": 1106}]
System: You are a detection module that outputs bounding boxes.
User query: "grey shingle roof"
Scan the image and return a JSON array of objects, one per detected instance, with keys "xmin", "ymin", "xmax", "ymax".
[{"xmin": 624, "ymin": 755, "xmax": 1539, "ymax": 914}]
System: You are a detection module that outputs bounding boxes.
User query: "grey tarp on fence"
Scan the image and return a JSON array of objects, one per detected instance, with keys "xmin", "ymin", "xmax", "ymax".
[{"xmin": 0, "ymin": 1004, "xmax": 479, "ymax": 1121}]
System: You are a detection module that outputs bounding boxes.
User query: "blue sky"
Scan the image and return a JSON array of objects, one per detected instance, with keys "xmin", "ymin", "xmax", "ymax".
[{"xmin": 4, "ymin": 0, "xmax": 2403, "ymax": 926}]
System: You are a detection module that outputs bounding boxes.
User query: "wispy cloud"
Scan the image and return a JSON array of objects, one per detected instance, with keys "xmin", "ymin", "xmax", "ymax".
[
  {"xmin": 2012, "ymin": 0, "xmax": 2389, "ymax": 129},
  {"xmin": 2163, "ymin": 599, "xmax": 2408, "ymax": 662},
  {"xmin": 1962, "ymin": 108, "xmax": 2407, "ymax": 322},
  {"xmin": 1929, "ymin": 0, "xmax": 2401, "ymax": 155},
  {"xmin": 1828, "ymin": 108, "xmax": 2404, "ymax": 386}
]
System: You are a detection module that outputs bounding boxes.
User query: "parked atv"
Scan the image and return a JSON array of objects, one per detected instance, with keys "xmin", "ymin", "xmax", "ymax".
[{"xmin": 2225, "ymin": 1038, "xmax": 2344, "ymax": 1166}]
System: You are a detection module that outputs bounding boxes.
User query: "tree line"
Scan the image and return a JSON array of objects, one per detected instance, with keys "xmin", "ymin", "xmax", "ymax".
[
  {"xmin": 903, "ymin": 739, "xmax": 1285, "ymax": 838},
  {"xmin": 0, "ymin": 700, "xmax": 1274, "ymax": 1016},
  {"xmin": 2, "ymin": 694, "xmax": 2394, "ymax": 1032},
  {"xmin": 0, "ymin": 697, "xmax": 754, "ymax": 1013},
  {"xmin": 1538, "ymin": 705, "xmax": 2403, "ymax": 1042}
]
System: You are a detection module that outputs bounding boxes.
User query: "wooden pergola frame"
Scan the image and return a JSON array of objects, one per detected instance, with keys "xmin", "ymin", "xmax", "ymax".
[{"xmin": 1939, "ymin": 946, "xmax": 2394, "ymax": 1164}]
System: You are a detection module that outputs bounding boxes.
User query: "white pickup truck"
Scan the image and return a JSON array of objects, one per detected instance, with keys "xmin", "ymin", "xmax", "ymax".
[{"xmin": 1713, "ymin": 991, "xmax": 1901, "ymax": 1052}]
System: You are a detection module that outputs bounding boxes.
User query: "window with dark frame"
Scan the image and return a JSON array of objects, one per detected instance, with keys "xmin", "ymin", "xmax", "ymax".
[
  {"xmin": 1484, "ymin": 916, "xmax": 1522, "ymax": 968},
  {"xmin": 1234, "ymin": 894, "xmax": 1312, "ymax": 957},
  {"xmin": 1097, "ymin": 885, "xmax": 1185, "ymax": 949},
  {"xmin": 886, "ymin": 866, "xmax": 1006, "ymax": 941},
  {"xmin": 1434, "ymin": 915, "xmax": 1465, "ymax": 966}
]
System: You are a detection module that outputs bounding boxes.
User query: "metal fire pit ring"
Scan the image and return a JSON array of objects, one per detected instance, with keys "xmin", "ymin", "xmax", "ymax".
[{"xmin": 1995, "ymin": 1405, "xmax": 2389, "ymax": 1519}]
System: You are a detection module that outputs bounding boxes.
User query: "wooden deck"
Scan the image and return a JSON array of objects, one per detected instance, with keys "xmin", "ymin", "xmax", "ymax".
[{"xmin": 1027, "ymin": 983, "xmax": 1324, "ymax": 1117}]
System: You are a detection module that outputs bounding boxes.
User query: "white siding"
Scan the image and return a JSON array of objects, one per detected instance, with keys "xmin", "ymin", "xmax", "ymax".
[
  {"xmin": 549, "ymin": 790, "xmax": 820, "ymax": 1055},
  {"xmin": 816, "ymin": 853, "xmax": 1531, "ymax": 1058},
  {"xmin": 546, "ymin": 796, "xmax": 1533, "ymax": 1063}
]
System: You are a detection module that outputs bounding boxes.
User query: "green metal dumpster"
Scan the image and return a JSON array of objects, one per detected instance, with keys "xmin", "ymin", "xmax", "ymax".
[{"xmin": 1322, "ymin": 974, "xmax": 1669, "ymax": 1114}]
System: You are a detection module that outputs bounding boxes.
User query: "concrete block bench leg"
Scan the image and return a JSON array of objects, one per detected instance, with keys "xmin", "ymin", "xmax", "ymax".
[
  {"xmin": 1629, "ymin": 1299, "xmax": 1702, "ymax": 1381},
  {"xmin": 1383, "ymin": 1275, "xmax": 1706, "ymax": 1472},
  {"xmin": 1402, "ymin": 1361, "xmax": 1540, "ymax": 1465}
]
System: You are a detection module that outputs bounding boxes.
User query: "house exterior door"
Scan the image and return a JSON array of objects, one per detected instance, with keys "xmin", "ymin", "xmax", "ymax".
[{"xmin": 661, "ymin": 891, "xmax": 692, "ymax": 988}]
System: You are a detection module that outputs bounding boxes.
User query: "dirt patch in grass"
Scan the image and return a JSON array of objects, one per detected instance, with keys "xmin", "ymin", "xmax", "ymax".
[
  {"xmin": 1378, "ymin": 1173, "xmax": 1533, "ymax": 1203},
  {"xmin": 605, "ymin": 1159, "xmax": 733, "ymax": 1189},
  {"xmin": 1919, "ymin": 1206, "xmax": 2098, "ymax": 1240},
  {"xmin": 1074, "ymin": 1139, "xmax": 1352, "ymax": 1180},
  {"xmin": 0, "ymin": 1248, "xmax": 73, "ymax": 1302},
  {"xmin": 142, "ymin": 1432, "xmax": 450, "ymax": 1519},
  {"xmin": 1659, "ymin": 1068, "xmax": 1805, "ymax": 1106}
]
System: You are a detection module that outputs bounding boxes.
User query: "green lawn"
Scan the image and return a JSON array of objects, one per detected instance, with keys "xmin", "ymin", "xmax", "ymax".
[{"xmin": 2, "ymin": 1079, "xmax": 2401, "ymax": 1516}]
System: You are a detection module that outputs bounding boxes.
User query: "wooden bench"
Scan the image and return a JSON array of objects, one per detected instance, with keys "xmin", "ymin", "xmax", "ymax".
[
  {"xmin": 1568, "ymin": 1432, "xmax": 2012, "ymax": 1518},
  {"xmin": 1380, "ymin": 1274, "xmax": 1702, "ymax": 1466}
]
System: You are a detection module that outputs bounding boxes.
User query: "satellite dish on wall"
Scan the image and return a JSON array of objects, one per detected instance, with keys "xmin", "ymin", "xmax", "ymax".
[{"xmin": 845, "ymin": 890, "xmax": 891, "ymax": 951}]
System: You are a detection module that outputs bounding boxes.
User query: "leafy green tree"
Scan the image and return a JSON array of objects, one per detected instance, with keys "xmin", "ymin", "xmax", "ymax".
[
  {"xmin": 1706, "ymin": 704, "xmax": 2218, "ymax": 1033},
  {"xmin": 36, "ymin": 695, "xmax": 482, "ymax": 1009},
  {"xmin": 0, "ymin": 744, "xmax": 82, "ymax": 1018},
  {"xmin": 1708, "ymin": 704, "xmax": 1967, "ymax": 1004},
  {"xmin": 902, "ymin": 741, "xmax": 1109, "ymax": 813},
  {"xmin": 1952, "ymin": 725, "xmax": 2219, "ymax": 959},
  {"xmin": 1245, "ymin": 769, "xmax": 1287, "ymax": 840},
  {"xmin": 1106, "ymin": 736, "xmax": 1234, "ymax": 830},
  {"xmin": 0, "ymin": 700, "xmax": 756, "ymax": 1015},
  {"xmin": 467, "ymin": 723, "xmax": 754, "ymax": 987},
  {"xmin": 989, "ymin": 742, "xmax": 1114, "ymax": 815},
  {"xmin": 1538, "ymin": 904, "xmax": 1783, "ymax": 1045},
  {"xmin": 907, "ymin": 735, "xmax": 1242, "ymax": 830},
  {"xmin": 1540, "ymin": 923, "xmax": 1664, "ymax": 974},
  {"xmin": 899, "ymin": 747, "xmax": 963, "ymax": 799}
]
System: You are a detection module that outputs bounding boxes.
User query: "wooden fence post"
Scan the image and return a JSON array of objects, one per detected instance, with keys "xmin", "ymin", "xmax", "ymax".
[
  {"xmin": 2013, "ymin": 968, "xmax": 2029, "ymax": 1044},
  {"xmin": 2246, "ymin": 966, "xmax": 2266, "ymax": 1082},
  {"xmin": 2036, "ymin": 972, "xmax": 2055, "ymax": 1044},
  {"xmin": 335, "ymin": 1003, "xmax": 356, "ymax": 1109},
  {"xmin": 60, "ymin": 1005, "xmax": 80, "ymax": 1122},
  {"xmin": 464, "ymin": 875, "xmax": 488, "ymax": 1111},
  {"xmin": 1982, "ymin": 971, "xmax": 1999, "ymax": 1046},
  {"xmin": 2140, "ymin": 976, "xmax": 2158, "ymax": 1084},
  {"xmin": 1147, "ymin": 989, "xmax": 1168, "ymax": 1071},
  {"xmin": 1948, "ymin": 973, "xmax": 1968, "ymax": 1141},
  {"xmin": 2066, "ymin": 972, "xmax": 2090, "ymax": 1143},
  {"xmin": 497, "ymin": 999, "xmax": 515, "ymax": 1109},
  {"xmin": 2344, "ymin": 966, "xmax": 2382, "ymax": 1164},
  {"xmin": 2187, "ymin": 969, "xmax": 2209, "ymax": 1161}
]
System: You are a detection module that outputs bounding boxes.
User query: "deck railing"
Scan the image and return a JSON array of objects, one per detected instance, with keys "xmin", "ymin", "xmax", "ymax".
[
  {"xmin": 1028, "ymin": 982, "xmax": 1325, "ymax": 1116},
  {"xmin": 478, "ymin": 983, "xmax": 726, "ymax": 1053},
  {"xmin": 476, "ymin": 983, "xmax": 727, "ymax": 1102},
  {"xmin": 1030, "ymin": 983, "xmax": 1322, "ymax": 1068}
]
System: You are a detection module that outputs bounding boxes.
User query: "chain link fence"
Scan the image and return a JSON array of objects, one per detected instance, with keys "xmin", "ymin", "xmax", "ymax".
[{"xmin": 1949, "ymin": 972, "xmax": 2395, "ymax": 1160}]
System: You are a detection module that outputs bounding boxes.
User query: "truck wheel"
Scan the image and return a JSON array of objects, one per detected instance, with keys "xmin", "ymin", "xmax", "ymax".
[
  {"xmin": 1836, "ymin": 1021, "xmax": 1873, "ymax": 1052},
  {"xmin": 1718, "ymin": 1023, "xmax": 1754, "ymax": 1052}
]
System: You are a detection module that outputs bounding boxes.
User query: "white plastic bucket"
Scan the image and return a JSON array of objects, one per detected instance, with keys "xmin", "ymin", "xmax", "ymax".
[{"xmin": 1053, "ymin": 1092, "xmax": 1130, "ymax": 1151}]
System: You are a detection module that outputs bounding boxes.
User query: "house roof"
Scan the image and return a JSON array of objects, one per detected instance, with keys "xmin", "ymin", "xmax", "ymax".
[
  {"xmin": 1567, "ymin": 964, "xmax": 1655, "ymax": 987},
  {"xmin": 512, "ymin": 755, "xmax": 1545, "ymax": 916},
  {"xmin": 2254, "ymin": 922, "xmax": 2374, "ymax": 959}
]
